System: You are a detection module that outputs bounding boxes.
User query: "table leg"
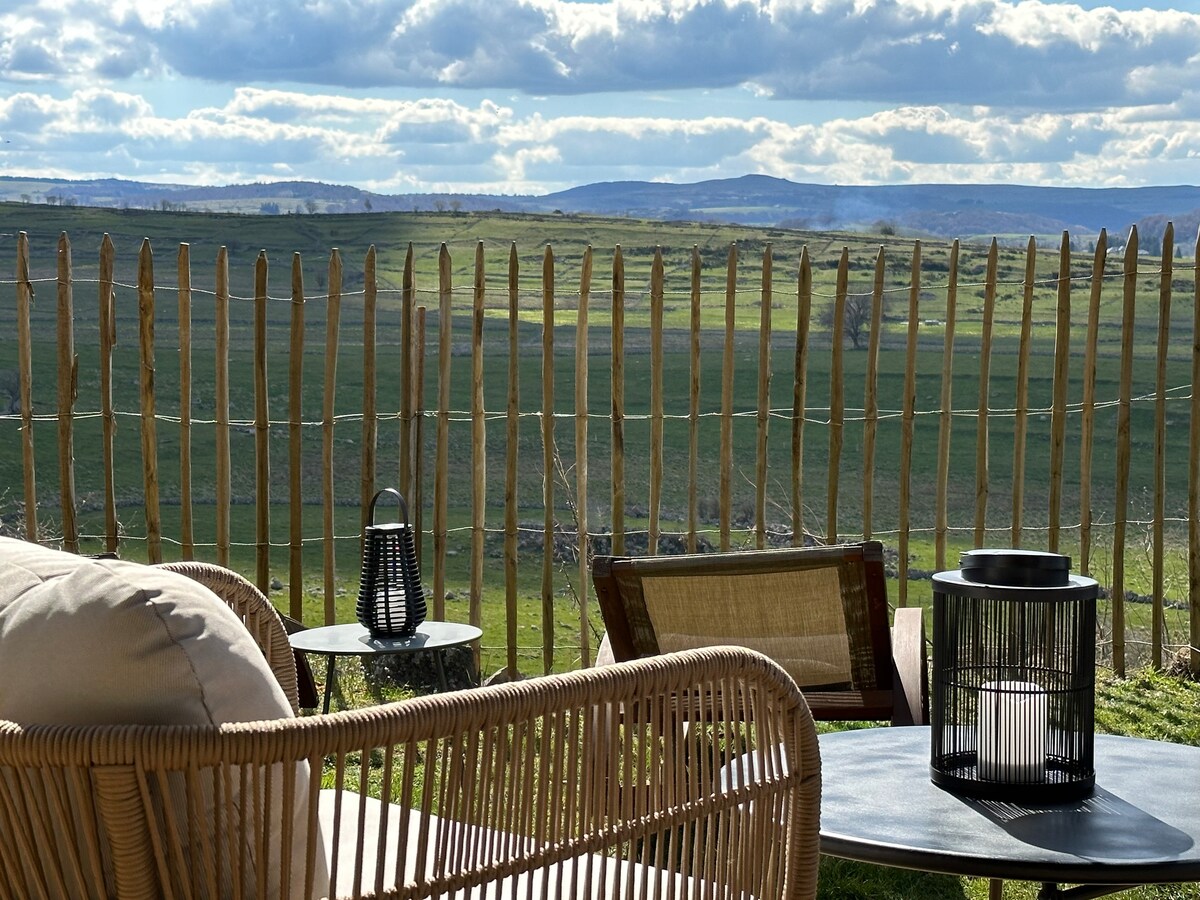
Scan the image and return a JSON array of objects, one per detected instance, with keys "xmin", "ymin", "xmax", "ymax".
[
  {"xmin": 433, "ymin": 649, "xmax": 449, "ymax": 692},
  {"xmin": 322, "ymin": 656, "xmax": 336, "ymax": 715}
]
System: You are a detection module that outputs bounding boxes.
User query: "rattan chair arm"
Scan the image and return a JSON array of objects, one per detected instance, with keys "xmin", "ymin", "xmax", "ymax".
[
  {"xmin": 891, "ymin": 606, "xmax": 929, "ymax": 726},
  {"xmin": 595, "ymin": 630, "xmax": 616, "ymax": 665}
]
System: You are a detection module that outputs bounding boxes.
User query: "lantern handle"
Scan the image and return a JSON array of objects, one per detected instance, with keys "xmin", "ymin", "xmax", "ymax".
[{"xmin": 367, "ymin": 487, "xmax": 409, "ymax": 526}]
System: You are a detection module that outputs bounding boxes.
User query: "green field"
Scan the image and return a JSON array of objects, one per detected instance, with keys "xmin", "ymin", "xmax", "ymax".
[{"xmin": 1, "ymin": 203, "xmax": 1196, "ymax": 674}]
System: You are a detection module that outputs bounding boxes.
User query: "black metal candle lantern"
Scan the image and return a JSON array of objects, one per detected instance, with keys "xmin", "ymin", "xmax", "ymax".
[
  {"xmin": 356, "ymin": 488, "xmax": 427, "ymax": 638},
  {"xmin": 930, "ymin": 549, "xmax": 1097, "ymax": 802}
]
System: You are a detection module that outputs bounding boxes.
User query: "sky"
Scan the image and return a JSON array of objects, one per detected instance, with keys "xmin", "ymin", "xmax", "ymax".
[{"xmin": 1, "ymin": 0, "xmax": 1199, "ymax": 196}]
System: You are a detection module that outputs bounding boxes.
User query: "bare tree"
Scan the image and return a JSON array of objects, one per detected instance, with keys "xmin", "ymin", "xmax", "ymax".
[
  {"xmin": 819, "ymin": 283, "xmax": 884, "ymax": 350},
  {"xmin": 0, "ymin": 369, "xmax": 20, "ymax": 415}
]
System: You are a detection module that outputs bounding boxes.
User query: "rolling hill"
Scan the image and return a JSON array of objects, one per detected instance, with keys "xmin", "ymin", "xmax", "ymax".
[{"xmin": 2, "ymin": 173, "xmax": 1197, "ymax": 244}]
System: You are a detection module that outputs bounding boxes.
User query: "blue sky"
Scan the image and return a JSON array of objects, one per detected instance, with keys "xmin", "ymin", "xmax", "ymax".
[{"xmin": 1, "ymin": 0, "xmax": 1198, "ymax": 195}]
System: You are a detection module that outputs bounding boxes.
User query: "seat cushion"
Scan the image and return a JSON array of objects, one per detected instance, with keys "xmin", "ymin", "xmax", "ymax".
[{"xmin": 318, "ymin": 789, "xmax": 698, "ymax": 900}]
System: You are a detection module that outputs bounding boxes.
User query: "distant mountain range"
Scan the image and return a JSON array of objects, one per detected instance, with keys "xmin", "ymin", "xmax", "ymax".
[{"xmin": 2, "ymin": 173, "xmax": 1197, "ymax": 246}]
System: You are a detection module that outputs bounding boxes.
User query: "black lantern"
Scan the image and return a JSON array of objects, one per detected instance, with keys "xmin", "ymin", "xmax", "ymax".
[
  {"xmin": 930, "ymin": 549, "xmax": 1097, "ymax": 802},
  {"xmin": 356, "ymin": 488, "xmax": 427, "ymax": 638}
]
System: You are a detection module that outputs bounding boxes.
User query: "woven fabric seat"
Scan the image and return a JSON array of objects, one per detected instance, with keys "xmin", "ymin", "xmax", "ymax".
[{"xmin": 593, "ymin": 540, "xmax": 927, "ymax": 726}]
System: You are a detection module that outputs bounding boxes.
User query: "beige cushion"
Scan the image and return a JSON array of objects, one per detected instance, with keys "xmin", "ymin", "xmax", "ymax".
[
  {"xmin": 0, "ymin": 537, "xmax": 325, "ymax": 897},
  {"xmin": 0, "ymin": 538, "xmax": 292, "ymax": 724}
]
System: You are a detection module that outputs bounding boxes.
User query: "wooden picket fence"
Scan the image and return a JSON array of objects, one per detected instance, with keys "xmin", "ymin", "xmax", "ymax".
[{"xmin": 3, "ymin": 226, "xmax": 1198, "ymax": 678}]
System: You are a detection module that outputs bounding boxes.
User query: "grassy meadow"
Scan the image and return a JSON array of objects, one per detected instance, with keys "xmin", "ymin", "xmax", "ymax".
[
  {"xmin": 3, "ymin": 203, "xmax": 1200, "ymax": 900},
  {"xmin": 1, "ymin": 202, "xmax": 1196, "ymax": 673}
]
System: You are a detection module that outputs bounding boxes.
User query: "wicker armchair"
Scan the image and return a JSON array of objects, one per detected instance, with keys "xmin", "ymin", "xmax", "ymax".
[
  {"xmin": 593, "ymin": 540, "xmax": 927, "ymax": 726},
  {"xmin": 0, "ymin": 548, "xmax": 821, "ymax": 900}
]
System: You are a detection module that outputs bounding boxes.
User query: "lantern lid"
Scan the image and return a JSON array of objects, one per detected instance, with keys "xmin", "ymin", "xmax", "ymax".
[
  {"xmin": 367, "ymin": 521, "xmax": 410, "ymax": 532},
  {"xmin": 958, "ymin": 549, "xmax": 1070, "ymax": 587}
]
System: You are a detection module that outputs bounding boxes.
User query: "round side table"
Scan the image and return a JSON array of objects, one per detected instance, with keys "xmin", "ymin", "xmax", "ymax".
[{"xmin": 289, "ymin": 621, "xmax": 483, "ymax": 713}]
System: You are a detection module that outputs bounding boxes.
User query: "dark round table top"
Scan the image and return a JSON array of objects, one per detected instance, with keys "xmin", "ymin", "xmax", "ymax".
[
  {"xmin": 818, "ymin": 726, "xmax": 1200, "ymax": 885},
  {"xmin": 288, "ymin": 621, "xmax": 482, "ymax": 657}
]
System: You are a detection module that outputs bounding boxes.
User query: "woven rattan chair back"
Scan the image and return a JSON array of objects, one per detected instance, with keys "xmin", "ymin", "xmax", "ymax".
[
  {"xmin": 0, "ymin": 646, "xmax": 821, "ymax": 900},
  {"xmin": 594, "ymin": 540, "xmax": 917, "ymax": 723}
]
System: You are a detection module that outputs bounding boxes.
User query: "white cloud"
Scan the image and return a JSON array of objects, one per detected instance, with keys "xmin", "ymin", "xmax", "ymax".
[
  {"xmin": 3, "ymin": 0, "xmax": 1198, "ymax": 111},
  {"xmin": 1, "ymin": 0, "xmax": 1199, "ymax": 191},
  {"xmin": 2, "ymin": 78, "xmax": 1197, "ymax": 192}
]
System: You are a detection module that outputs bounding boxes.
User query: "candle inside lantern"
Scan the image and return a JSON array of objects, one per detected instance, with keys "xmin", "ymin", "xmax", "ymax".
[{"xmin": 977, "ymin": 681, "xmax": 1047, "ymax": 783}]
